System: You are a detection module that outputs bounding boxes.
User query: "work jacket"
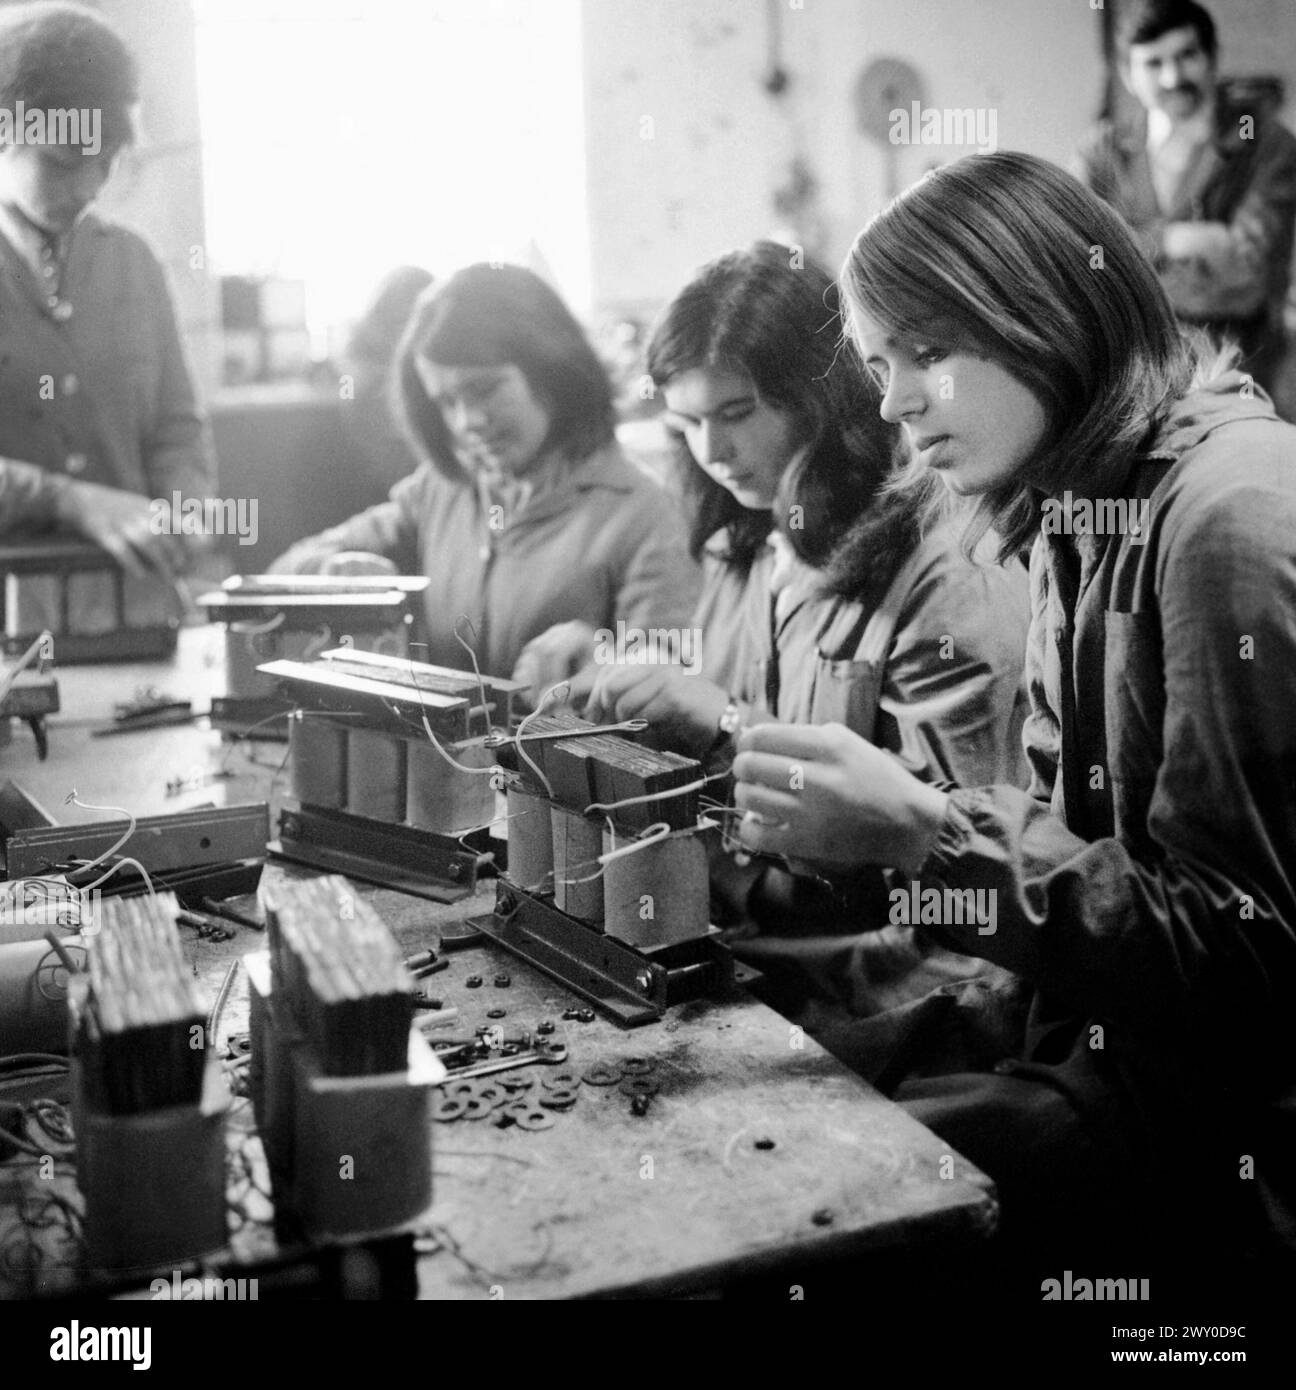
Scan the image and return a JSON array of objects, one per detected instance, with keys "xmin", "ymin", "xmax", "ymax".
[
  {"xmin": 697, "ymin": 521, "xmax": 1030, "ymax": 786},
  {"xmin": 701, "ymin": 522, "xmax": 1031, "ymax": 1009},
  {"xmin": 0, "ymin": 211, "xmax": 215, "ymax": 635},
  {"xmin": 913, "ymin": 373, "xmax": 1296, "ymax": 1235},
  {"xmin": 272, "ymin": 442, "xmax": 701, "ymax": 677}
]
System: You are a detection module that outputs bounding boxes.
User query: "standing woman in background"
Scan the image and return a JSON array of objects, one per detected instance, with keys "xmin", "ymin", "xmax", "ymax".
[
  {"xmin": 0, "ymin": 2, "xmax": 215, "ymax": 609},
  {"xmin": 577, "ymin": 241, "xmax": 1030, "ymax": 1014},
  {"xmin": 732, "ymin": 152, "xmax": 1296, "ymax": 1278},
  {"xmin": 272, "ymin": 263, "xmax": 700, "ymax": 691}
]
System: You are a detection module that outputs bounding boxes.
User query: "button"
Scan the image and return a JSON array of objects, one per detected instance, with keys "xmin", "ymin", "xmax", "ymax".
[
  {"xmin": 65, "ymin": 453, "xmax": 86, "ymax": 474},
  {"xmin": 62, "ymin": 374, "xmax": 77, "ymax": 396}
]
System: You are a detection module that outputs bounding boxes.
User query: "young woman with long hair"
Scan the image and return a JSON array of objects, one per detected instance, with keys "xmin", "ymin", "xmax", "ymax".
[{"xmin": 732, "ymin": 152, "xmax": 1296, "ymax": 1280}]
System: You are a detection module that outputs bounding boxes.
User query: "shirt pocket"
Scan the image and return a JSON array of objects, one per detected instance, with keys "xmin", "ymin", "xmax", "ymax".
[
  {"xmin": 806, "ymin": 654, "xmax": 885, "ymax": 736},
  {"xmin": 1102, "ymin": 610, "xmax": 1164, "ymax": 840}
]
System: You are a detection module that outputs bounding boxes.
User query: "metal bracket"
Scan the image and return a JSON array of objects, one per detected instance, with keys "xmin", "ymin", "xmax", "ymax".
[
  {"xmin": 271, "ymin": 804, "xmax": 493, "ymax": 904},
  {"xmin": 465, "ymin": 882, "xmax": 738, "ymax": 1028},
  {"xmin": 3, "ymin": 801, "xmax": 270, "ymax": 880}
]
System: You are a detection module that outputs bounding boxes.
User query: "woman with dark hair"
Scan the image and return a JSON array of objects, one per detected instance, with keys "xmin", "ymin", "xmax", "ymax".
[
  {"xmin": 577, "ymin": 242, "xmax": 1029, "ymax": 960},
  {"xmin": 732, "ymin": 152, "xmax": 1296, "ymax": 1277},
  {"xmin": 0, "ymin": 2, "xmax": 214, "ymax": 612},
  {"xmin": 272, "ymin": 263, "xmax": 699, "ymax": 683}
]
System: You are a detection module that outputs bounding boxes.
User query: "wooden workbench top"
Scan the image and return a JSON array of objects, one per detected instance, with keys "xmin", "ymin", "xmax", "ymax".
[{"xmin": 1, "ymin": 628, "xmax": 997, "ymax": 1299}]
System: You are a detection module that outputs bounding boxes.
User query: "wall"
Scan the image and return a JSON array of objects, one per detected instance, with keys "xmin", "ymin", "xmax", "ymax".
[{"xmin": 581, "ymin": 0, "xmax": 1106, "ymax": 319}]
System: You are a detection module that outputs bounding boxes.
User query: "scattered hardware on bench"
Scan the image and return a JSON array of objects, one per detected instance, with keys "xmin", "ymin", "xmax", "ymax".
[{"xmin": 198, "ymin": 574, "xmax": 430, "ymax": 738}]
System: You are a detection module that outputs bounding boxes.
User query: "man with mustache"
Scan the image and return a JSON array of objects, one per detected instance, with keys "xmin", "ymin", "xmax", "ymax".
[{"xmin": 1075, "ymin": 0, "xmax": 1296, "ymax": 397}]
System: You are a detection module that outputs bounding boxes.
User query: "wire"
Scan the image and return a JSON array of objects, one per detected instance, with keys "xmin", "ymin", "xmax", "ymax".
[
  {"xmin": 230, "ymin": 610, "xmax": 286, "ymax": 636},
  {"xmin": 404, "ymin": 660, "xmax": 501, "ymax": 777},
  {"xmin": 83, "ymin": 854, "xmax": 155, "ymax": 897},
  {"xmin": 453, "ymin": 616, "xmax": 491, "ymax": 733},
  {"xmin": 0, "ymin": 1054, "xmax": 70, "ymax": 1071},
  {"xmin": 61, "ymin": 791, "xmax": 136, "ymax": 877},
  {"xmin": 512, "ymin": 681, "xmax": 571, "ymax": 799},
  {"xmin": 598, "ymin": 821, "xmax": 672, "ymax": 867}
]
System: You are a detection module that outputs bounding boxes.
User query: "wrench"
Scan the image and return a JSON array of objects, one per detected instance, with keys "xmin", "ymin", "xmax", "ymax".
[{"xmin": 439, "ymin": 1042, "xmax": 568, "ymax": 1082}]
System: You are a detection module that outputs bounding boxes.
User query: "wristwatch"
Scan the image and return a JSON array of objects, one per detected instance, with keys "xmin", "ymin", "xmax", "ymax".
[{"xmin": 708, "ymin": 695, "xmax": 742, "ymax": 754}]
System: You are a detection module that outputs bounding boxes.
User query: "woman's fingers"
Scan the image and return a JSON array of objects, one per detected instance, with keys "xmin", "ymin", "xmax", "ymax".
[
  {"xmin": 733, "ymin": 781, "xmax": 801, "ymax": 819},
  {"xmin": 737, "ymin": 721, "xmax": 842, "ymax": 760}
]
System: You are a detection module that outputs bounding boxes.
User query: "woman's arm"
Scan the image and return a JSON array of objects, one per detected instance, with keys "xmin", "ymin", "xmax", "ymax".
[{"xmin": 734, "ymin": 472, "xmax": 1296, "ymax": 1047}]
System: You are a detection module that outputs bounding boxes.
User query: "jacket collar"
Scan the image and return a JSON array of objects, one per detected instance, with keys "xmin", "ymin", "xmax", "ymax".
[
  {"xmin": 1141, "ymin": 369, "xmax": 1280, "ymax": 463},
  {"xmin": 1111, "ymin": 85, "xmax": 1265, "ymax": 162}
]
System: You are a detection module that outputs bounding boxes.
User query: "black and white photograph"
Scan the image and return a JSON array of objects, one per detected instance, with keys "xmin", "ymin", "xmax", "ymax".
[{"xmin": 0, "ymin": 0, "xmax": 1293, "ymax": 1368}]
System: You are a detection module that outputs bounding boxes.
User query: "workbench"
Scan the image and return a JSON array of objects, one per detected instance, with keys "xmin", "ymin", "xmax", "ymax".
[{"xmin": 0, "ymin": 628, "xmax": 998, "ymax": 1299}]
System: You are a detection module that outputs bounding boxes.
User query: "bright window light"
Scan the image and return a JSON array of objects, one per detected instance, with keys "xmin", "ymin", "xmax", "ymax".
[{"xmin": 193, "ymin": 0, "xmax": 589, "ymax": 348}]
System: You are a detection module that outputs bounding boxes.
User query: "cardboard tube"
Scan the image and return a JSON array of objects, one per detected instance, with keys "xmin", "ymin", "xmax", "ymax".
[
  {"xmin": 602, "ymin": 827, "xmax": 709, "ymax": 947},
  {"xmin": 288, "ymin": 713, "xmax": 348, "ymax": 808},
  {"xmin": 506, "ymin": 785, "xmax": 553, "ymax": 892},
  {"xmin": 551, "ymin": 808, "xmax": 604, "ymax": 924},
  {"xmin": 405, "ymin": 740, "xmax": 495, "ymax": 834},
  {"xmin": 345, "ymin": 728, "xmax": 407, "ymax": 822}
]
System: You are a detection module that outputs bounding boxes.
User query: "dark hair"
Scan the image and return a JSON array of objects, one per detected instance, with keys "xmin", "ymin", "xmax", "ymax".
[
  {"xmin": 1118, "ymin": 0, "xmax": 1217, "ymax": 62},
  {"xmin": 395, "ymin": 263, "xmax": 615, "ymax": 482},
  {"xmin": 0, "ymin": 2, "xmax": 139, "ymax": 152},
  {"xmin": 841, "ymin": 151, "xmax": 1197, "ymax": 561},
  {"xmin": 348, "ymin": 265, "xmax": 434, "ymax": 365},
  {"xmin": 646, "ymin": 240, "xmax": 916, "ymax": 600}
]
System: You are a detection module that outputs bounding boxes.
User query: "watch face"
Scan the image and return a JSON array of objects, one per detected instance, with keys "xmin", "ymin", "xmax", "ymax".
[{"xmin": 719, "ymin": 700, "xmax": 742, "ymax": 736}]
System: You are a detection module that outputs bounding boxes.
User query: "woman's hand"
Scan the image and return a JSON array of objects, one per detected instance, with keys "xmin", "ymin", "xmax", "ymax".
[
  {"xmin": 732, "ymin": 722, "xmax": 950, "ymax": 875},
  {"xmin": 576, "ymin": 663, "xmax": 730, "ymax": 757},
  {"xmin": 54, "ymin": 480, "xmax": 186, "ymax": 579},
  {"xmin": 511, "ymin": 620, "xmax": 599, "ymax": 703}
]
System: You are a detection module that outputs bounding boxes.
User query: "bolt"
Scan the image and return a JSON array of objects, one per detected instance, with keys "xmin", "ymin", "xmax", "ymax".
[
  {"xmin": 493, "ymin": 973, "xmax": 511, "ymax": 988},
  {"xmin": 487, "ymin": 1008, "xmax": 506, "ymax": 1019},
  {"xmin": 537, "ymin": 1020, "xmax": 555, "ymax": 1035},
  {"xmin": 447, "ymin": 862, "xmax": 462, "ymax": 882},
  {"xmin": 636, "ymin": 970, "xmax": 654, "ymax": 995},
  {"xmin": 466, "ymin": 975, "xmax": 483, "ymax": 989},
  {"xmin": 497, "ymin": 888, "xmax": 517, "ymax": 915}
]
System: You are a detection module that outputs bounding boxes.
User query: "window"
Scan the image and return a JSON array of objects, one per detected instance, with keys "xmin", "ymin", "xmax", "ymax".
[{"xmin": 194, "ymin": 0, "xmax": 589, "ymax": 351}]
